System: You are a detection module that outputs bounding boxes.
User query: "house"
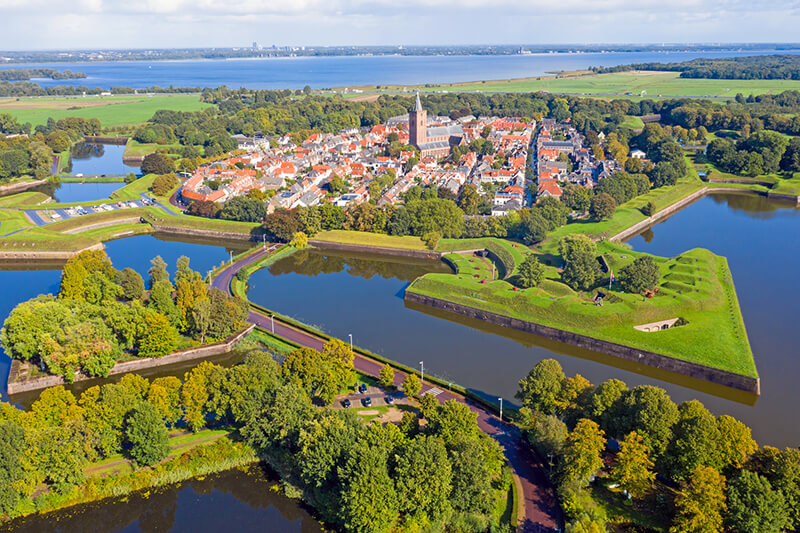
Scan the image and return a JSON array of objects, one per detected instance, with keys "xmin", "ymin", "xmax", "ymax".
[{"xmin": 630, "ymin": 149, "xmax": 646, "ymax": 159}]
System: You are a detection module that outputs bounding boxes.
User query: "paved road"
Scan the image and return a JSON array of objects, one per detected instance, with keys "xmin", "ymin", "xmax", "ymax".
[{"xmin": 213, "ymin": 246, "xmax": 562, "ymax": 532}]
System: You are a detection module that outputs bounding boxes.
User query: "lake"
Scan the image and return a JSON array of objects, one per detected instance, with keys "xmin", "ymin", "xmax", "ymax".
[
  {"xmin": 67, "ymin": 142, "xmax": 139, "ymax": 177},
  {"xmin": 4, "ymin": 50, "xmax": 800, "ymax": 90},
  {"xmin": 244, "ymin": 192, "xmax": 800, "ymax": 448}
]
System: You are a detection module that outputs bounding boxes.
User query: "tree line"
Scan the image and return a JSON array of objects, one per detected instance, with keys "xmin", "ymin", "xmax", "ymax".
[
  {"xmin": 516, "ymin": 358, "xmax": 797, "ymax": 533},
  {"xmin": 591, "ymin": 54, "xmax": 800, "ymax": 80},
  {"xmin": 0, "ymin": 250, "xmax": 248, "ymax": 381},
  {"xmin": 0, "ymin": 337, "xmax": 509, "ymax": 532}
]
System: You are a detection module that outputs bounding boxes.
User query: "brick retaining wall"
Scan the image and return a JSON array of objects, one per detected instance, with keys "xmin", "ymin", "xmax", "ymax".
[
  {"xmin": 405, "ymin": 291, "xmax": 760, "ymax": 394},
  {"xmin": 150, "ymin": 224, "xmax": 260, "ymax": 242},
  {"xmin": 7, "ymin": 325, "xmax": 255, "ymax": 395},
  {"xmin": 309, "ymin": 239, "xmax": 443, "ymax": 260}
]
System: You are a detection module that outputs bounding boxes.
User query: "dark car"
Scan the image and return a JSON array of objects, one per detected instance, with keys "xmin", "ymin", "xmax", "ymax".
[
  {"xmin": 385, "ymin": 396, "xmax": 395, "ymax": 405},
  {"xmin": 342, "ymin": 398, "xmax": 351, "ymax": 408},
  {"xmin": 362, "ymin": 396, "xmax": 372, "ymax": 407},
  {"xmin": 358, "ymin": 383, "xmax": 367, "ymax": 394}
]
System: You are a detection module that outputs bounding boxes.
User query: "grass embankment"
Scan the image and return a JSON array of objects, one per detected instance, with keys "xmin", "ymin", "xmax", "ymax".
[
  {"xmin": 437, "ymin": 237, "xmax": 528, "ymax": 278},
  {"xmin": 312, "ymin": 229, "xmax": 428, "ymax": 250},
  {"xmin": 230, "ymin": 245, "xmax": 297, "ymax": 298},
  {"xmin": 691, "ymin": 153, "xmax": 800, "ymax": 196},
  {"xmin": 124, "ymin": 139, "xmax": 191, "ymax": 159},
  {"xmin": 0, "ymin": 94, "xmax": 212, "ymax": 127},
  {"xmin": 339, "ymin": 71, "xmax": 800, "ymax": 99},
  {"xmin": 0, "ymin": 191, "xmax": 49, "ymax": 207},
  {"xmin": 409, "ymin": 242, "xmax": 756, "ymax": 378}
]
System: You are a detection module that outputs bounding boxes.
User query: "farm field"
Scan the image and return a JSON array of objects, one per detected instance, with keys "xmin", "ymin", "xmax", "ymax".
[
  {"xmin": 0, "ymin": 94, "xmax": 211, "ymax": 127},
  {"xmin": 347, "ymin": 71, "xmax": 800, "ymax": 98}
]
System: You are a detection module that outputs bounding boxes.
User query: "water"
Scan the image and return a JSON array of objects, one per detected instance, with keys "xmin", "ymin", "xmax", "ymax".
[
  {"xmin": 48, "ymin": 182, "xmax": 124, "ymax": 203},
  {"xmin": 245, "ymin": 193, "xmax": 800, "ymax": 448},
  {"xmin": 4, "ymin": 50, "xmax": 799, "ymax": 90},
  {"xmin": 68, "ymin": 143, "xmax": 139, "ymax": 176},
  {"xmin": 1, "ymin": 466, "xmax": 324, "ymax": 533}
]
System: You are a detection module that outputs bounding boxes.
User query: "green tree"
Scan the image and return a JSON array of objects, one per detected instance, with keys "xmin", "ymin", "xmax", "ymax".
[
  {"xmin": 151, "ymin": 173, "xmax": 179, "ymax": 196},
  {"xmin": 561, "ymin": 419, "xmax": 605, "ymax": 485},
  {"xmin": 516, "ymin": 359, "xmax": 565, "ymax": 415},
  {"xmin": 117, "ymin": 268, "xmax": 145, "ymax": 300},
  {"xmin": 607, "ymin": 385, "xmax": 678, "ymax": 459},
  {"xmin": 560, "ymin": 235, "xmax": 601, "ymax": 291},
  {"xmin": 519, "ymin": 408, "xmax": 567, "ymax": 457},
  {"xmin": 394, "ymin": 435, "xmax": 453, "ymax": 524},
  {"xmin": 181, "ymin": 362, "xmax": 221, "ymax": 432},
  {"xmin": 715, "ymin": 415, "xmax": 757, "ymax": 471},
  {"xmin": 611, "ymin": 431, "xmax": 654, "ymax": 498},
  {"xmin": 219, "ymin": 195, "xmax": 267, "ymax": 223},
  {"xmin": 618, "ymin": 255, "xmax": 660, "ymax": 294},
  {"xmin": 338, "ymin": 443, "xmax": 398, "ymax": 533},
  {"xmin": 297, "ymin": 413, "xmax": 360, "ymax": 488},
  {"xmin": 747, "ymin": 446, "xmax": 800, "ymax": 528},
  {"xmin": 146, "ymin": 376, "xmax": 183, "ymax": 427},
  {"xmin": 561, "ymin": 184, "xmax": 593, "ymax": 212},
  {"xmin": 725, "ymin": 470, "xmax": 790, "ymax": 533},
  {"xmin": 662, "ymin": 400, "xmax": 719, "ymax": 481},
  {"xmin": 670, "ymin": 466, "xmax": 727, "ymax": 533},
  {"xmin": 137, "ymin": 311, "xmax": 177, "ymax": 358},
  {"xmin": 589, "ymin": 378, "xmax": 628, "ymax": 424},
  {"xmin": 0, "ymin": 420, "xmax": 26, "ymax": 514},
  {"xmin": 289, "ymin": 231, "xmax": 308, "ymax": 248},
  {"xmin": 148, "ymin": 256, "xmax": 169, "ymax": 288},
  {"xmin": 124, "ymin": 402, "xmax": 169, "ymax": 466},
  {"xmin": 141, "ymin": 153, "xmax": 175, "ymax": 175},
  {"xmin": 517, "ymin": 254, "xmax": 545, "ymax": 288},
  {"xmin": 589, "ymin": 193, "xmax": 616, "ymax": 221},
  {"xmin": 379, "ymin": 364, "xmax": 395, "ymax": 388},
  {"xmin": 448, "ymin": 436, "xmax": 500, "ymax": 514},
  {"xmin": 458, "ymin": 183, "xmax": 481, "ymax": 215},
  {"xmin": 402, "ymin": 373, "xmax": 421, "ymax": 399}
]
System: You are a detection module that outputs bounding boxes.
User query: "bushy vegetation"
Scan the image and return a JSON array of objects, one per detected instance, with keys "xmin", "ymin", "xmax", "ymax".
[
  {"xmin": 0, "ymin": 250, "xmax": 248, "ymax": 380},
  {"xmin": 516, "ymin": 359, "xmax": 795, "ymax": 533}
]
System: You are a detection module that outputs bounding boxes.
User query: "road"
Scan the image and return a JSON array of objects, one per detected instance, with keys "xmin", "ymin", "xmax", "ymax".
[{"xmin": 213, "ymin": 245, "xmax": 562, "ymax": 531}]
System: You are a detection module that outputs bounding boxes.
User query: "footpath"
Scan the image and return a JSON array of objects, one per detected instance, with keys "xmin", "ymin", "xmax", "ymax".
[{"xmin": 213, "ymin": 246, "xmax": 562, "ymax": 532}]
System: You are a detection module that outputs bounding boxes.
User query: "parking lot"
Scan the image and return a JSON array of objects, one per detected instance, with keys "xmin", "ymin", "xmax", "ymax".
[{"xmin": 25, "ymin": 194, "xmax": 161, "ymax": 226}]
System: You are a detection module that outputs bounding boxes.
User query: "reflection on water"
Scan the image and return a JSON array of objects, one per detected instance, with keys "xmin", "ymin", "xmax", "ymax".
[
  {"xmin": 68, "ymin": 142, "xmax": 140, "ymax": 176},
  {"xmin": 708, "ymin": 191, "xmax": 800, "ymax": 217},
  {"xmin": 0, "ymin": 465, "xmax": 324, "ymax": 533}
]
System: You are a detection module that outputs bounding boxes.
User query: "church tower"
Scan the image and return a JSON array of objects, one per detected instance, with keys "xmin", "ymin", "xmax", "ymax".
[{"xmin": 408, "ymin": 92, "xmax": 426, "ymax": 148}]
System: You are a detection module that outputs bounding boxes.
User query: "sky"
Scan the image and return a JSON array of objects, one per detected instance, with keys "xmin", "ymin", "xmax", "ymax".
[{"xmin": 1, "ymin": 0, "xmax": 799, "ymax": 49}]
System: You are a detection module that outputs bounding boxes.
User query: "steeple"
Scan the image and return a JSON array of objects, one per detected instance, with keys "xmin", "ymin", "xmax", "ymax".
[{"xmin": 415, "ymin": 92, "xmax": 422, "ymax": 112}]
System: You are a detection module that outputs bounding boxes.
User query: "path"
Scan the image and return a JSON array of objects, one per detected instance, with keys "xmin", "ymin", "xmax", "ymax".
[{"xmin": 213, "ymin": 246, "xmax": 562, "ymax": 532}]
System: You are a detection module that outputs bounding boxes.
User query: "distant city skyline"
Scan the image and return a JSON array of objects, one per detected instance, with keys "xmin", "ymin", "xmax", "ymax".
[{"xmin": 1, "ymin": 0, "xmax": 799, "ymax": 50}]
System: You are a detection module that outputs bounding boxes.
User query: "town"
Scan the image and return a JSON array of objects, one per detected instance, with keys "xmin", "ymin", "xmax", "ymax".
[{"xmin": 180, "ymin": 94, "xmax": 624, "ymax": 216}]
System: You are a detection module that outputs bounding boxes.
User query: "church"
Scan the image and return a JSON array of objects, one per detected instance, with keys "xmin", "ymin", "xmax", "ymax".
[{"xmin": 408, "ymin": 93, "xmax": 466, "ymax": 159}]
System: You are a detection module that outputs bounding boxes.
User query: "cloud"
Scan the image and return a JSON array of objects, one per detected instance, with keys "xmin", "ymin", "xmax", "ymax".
[{"xmin": 0, "ymin": 0, "xmax": 798, "ymax": 48}]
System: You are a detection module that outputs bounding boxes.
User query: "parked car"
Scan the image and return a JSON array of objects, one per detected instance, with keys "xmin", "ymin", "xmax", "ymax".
[
  {"xmin": 342, "ymin": 398, "xmax": 351, "ymax": 408},
  {"xmin": 358, "ymin": 383, "xmax": 367, "ymax": 394},
  {"xmin": 385, "ymin": 396, "xmax": 395, "ymax": 405},
  {"xmin": 361, "ymin": 397, "xmax": 372, "ymax": 407}
]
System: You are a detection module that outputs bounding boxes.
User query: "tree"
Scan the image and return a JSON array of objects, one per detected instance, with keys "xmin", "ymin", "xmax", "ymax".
[
  {"xmin": 516, "ymin": 359, "xmax": 565, "ymax": 415},
  {"xmin": 780, "ymin": 136, "xmax": 800, "ymax": 172},
  {"xmin": 148, "ymin": 256, "xmax": 169, "ymax": 289},
  {"xmin": 561, "ymin": 184, "xmax": 593, "ymax": 212},
  {"xmin": 517, "ymin": 254, "xmax": 545, "ymax": 288},
  {"xmin": 561, "ymin": 419, "xmax": 605, "ymax": 485},
  {"xmin": 289, "ymin": 231, "xmax": 308, "ymax": 248},
  {"xmin": 606, "ymin": 385, "xmax": 678, "ymax": 459},
  {"xmin": 519, "ymin": 408, "xmax": 567, "ymax": 457},
  {"xmin": 181, "ymin": 362, "xmax": 221, "ymax": 432},
  {"xmin": 402, "ymin": 373, "xmax": 421, "ymax": 398},
  {"xmin": 297, "ymin": 413, "xmax": 359, "ymax": 488},
  {"xmin": 611, "ymin": 431, "xmax": 654, "ymax": 498},
  {"xmin": 458, "ymin": 183, "xmax": 481, "ymax": 215},
  {"xmin": 715, "ymin": 415, "xmax": 757, "ymax": 471},
  {"xmin": 124, "ymin": 402, "xmax": 169, "ymax": 466},
  {"xmin": 117, "ymin": 267, "xmax": 145, "ymax": 300},
  {"xmin": 219, "ymin": 195, "xmax": 266, "ymax": 222},
  {"xmin": 0, "ymin": 420, "xmax": 26, "ymax": 514},
  {"xmin": 589, "ymin": 193, "xmax": 616, "ymax": 221},
  {"xmin": 661, "ymin": 400, "xmax": 719, "ymax": 481},
  {"xmin": 147, "ymin": 376, "xmax": 183, "ymax": 427},
  {"xmin": 187, "ymin": 199, "xmax": 222, "ymax": 218},
  {"xmin": 137, "ymin": 311, "xmax": 177, "ymax": 358},
  {"xmin": 560, "ymin": 235, "xmax": 601, "ymax": 291},
  {"xmin": 642, "ymin": 200, "xmax": 656, "ymax": 216},
  {"xmin": 589, "ymin": 378, "xmax": 628, "ymax": 424},
  {"xmin": 379, "ymin": 364, "xmax": 395, "ymax": 388},
  {"xmin": 151, "ymin": 173, "xmax": 179, "ymax": 196},
  {"xmin": 394, "ymin": 435, "xmax": 453, "ymax": 523},
  {"xmin": 263, "ymin": 209, "xmax": 302, "ymax": 242},
  {"xmin": 141, "ymin": 153, "xmax": 175, "ymax": 175},
  {"xmin": 448, "ymin": 436, "xmax": 500, "ymax": 514},
  {"xmin": 338, "ymin": 443, "xmax": 398, "ymax": 533},
  {"xmin": 670, "ymin": 466, "xmax": 727, "ymax": 533},
  {"xmin": 747, "ymin": 446, "xmax": 800, "ymax": 528},
  {"xmin": 725, "ymin": 470, "xmax": 790, "ymax": 533},
  {"xmin": 618, "ymin": 255, "xmax": 660, "ymax": 294},
  {"xmin": 59, "ymin": 249, "xmax": 116, "ymax": 300}
]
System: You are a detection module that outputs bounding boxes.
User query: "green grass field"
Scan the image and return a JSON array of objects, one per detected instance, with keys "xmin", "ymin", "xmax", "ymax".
[
  {"xmin": 408, "ymin": 244, "xmax": 756, "ymax": 377},
  {"xmin": 348, "ymin": 71, "xmax": 800, "ymax": 99},
  {"xmin": 0, "ymin": 94, "xmax": 212, "ymax": 127}
]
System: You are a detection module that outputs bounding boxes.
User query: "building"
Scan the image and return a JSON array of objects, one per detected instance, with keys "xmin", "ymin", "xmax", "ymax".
[{"xmin": 408, "ymin": 93, "xmax": 465, "ymax": 159}]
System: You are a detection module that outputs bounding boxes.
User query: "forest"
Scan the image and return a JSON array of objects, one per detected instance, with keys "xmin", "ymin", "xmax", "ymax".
[{"xmin": 592, "ymin": 54, "xmax": 800, "ymax": 80}]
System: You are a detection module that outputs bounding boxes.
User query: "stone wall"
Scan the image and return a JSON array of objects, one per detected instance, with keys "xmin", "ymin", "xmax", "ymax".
[
  {"xmin": 0, "ymin": 179, "xmax": 47, "ymax": 196},
  {"xmin": 405, "ymin": 291, "xmax": 760, "ymax": 394},
  {"xmin": 309, "ymin": 239, "xmax": 443, "ymax": 260},
  {"xmin": 63, "ymin": 217, "xmax": 144, "ymax": 234},
  {"xmin": 767, "ymin": 191, "xmax": 800, "ymax": 204},
  {"xmin": 150, "ymin": 223, "xmax": 259, "ymax": 242},
  {"xmin": 84, "ymin": 135, "xmax": 129, "ymax": 145},
  {"xmin": 7, "ymin": 325, "xmax": 255, "ymax": 395},
  {"xmin": 610, "ymin": 187, "xmax": 708, "ymax": 242}
]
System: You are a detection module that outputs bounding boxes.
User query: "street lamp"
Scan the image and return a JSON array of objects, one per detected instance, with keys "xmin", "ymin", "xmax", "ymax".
[
  {"xmin": 271, "ymin": 314, "xmax": 275, "ymax": 334},
  {"xmin": 498, "ymin": 397, "xmax": 503, "ymax": 421},
  {"xmin": 419, "ymin": 361, "xmax": 424, "ymax": 385},
  {"xmin": 348, "ymin": 333, "xmax": 353, "ymax": 352},
  {"xmin": 229, "ymin": 250, "xmax": 233, "ymax": 265},
  {"xmin": 547, "ymin": 454, "xmax": 554, "ymax": 475}
]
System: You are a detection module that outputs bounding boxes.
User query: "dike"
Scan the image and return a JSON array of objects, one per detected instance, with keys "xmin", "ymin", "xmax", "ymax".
[
  {"xmin": 309, "ymin": 238, "xmax": 443, "ymax": 260},
  {"xmin": 0, "ymin": 243, "xmax": 104, "ymax": 260},
  {"xmin": 404, "ymin": 291, "xmax": 760, "ymax": 395},
  {"xmin": 7, "ymin": 325, "xmax": 255, "ymax": 395},
  {"xmin": 0, "ymin": 179, "xmax": 47, "ymax": 196}
]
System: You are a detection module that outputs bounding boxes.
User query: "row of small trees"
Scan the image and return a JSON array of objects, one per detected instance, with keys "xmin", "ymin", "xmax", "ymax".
[{"xmin": 516, "ymin": 359, "xmax": 798, "ymax": 532}]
